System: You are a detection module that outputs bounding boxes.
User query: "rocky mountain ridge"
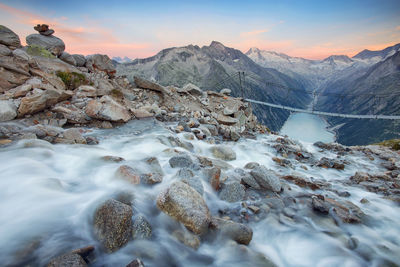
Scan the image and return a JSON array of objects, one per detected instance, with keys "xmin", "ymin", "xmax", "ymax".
[{"xmin": 115, "ymin": 41, "xmax": 310, "ymax": 131}]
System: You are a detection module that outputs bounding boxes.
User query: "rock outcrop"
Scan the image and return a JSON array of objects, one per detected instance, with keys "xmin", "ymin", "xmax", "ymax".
[
  {"xmin": 26, "ymin": 34, "xmax": 65, "ymax": 56},
  {"xmin": 0, "ymin": 25, "xmax": 21, "ymax": 48}
]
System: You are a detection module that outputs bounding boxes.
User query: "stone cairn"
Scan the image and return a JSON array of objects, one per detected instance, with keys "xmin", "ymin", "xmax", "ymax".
[{"xmin": 33, "ymin": 24, "xmax": 55, "ymax": 36}]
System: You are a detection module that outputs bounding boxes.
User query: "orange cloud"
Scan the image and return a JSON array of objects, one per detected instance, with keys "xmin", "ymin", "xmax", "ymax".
[
  {"xmin": 396, "ymin": 26, "xmax": 400, "ymax": 31},
  {"xmin": 0, "ymin": 3, "xmax": 151, "ymax": 58}
]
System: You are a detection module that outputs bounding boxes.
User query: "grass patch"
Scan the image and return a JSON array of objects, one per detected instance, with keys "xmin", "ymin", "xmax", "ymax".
[
  {"xmin": 110, "ymin": 88, "xmax": 123, "ymax": 99},
  {"xmin": 56, "ymin": 71, "xmax": 87, "ymax": 90},
  {"xmin": 26, "ymin": 45, "xmax": 55, "ymax": 58},
  {"xmin": 374, "ymin": 139, "xmax": 400, "ymax": 150}
]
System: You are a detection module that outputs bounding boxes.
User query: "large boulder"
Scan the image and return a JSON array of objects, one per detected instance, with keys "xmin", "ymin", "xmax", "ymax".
[
  {"xmin": 0, "ymin": 100, "xmax": 17, "ymax": 121},
  {"xmin": 157, "ymin": 181, "xmax": 210, "ymax": 234},
  {"xmin": 18, "ymin": 88, "xmax": 72, "ymax": 116},
  {"xmin": 179, "ymin": 83, "xmax": 203, "ymax": 96},
  {"xmin": 0, "ymin": 56, "xmax": 30, "ymax": 91},
  {"xmin": 72, "ymin": 54, "xmax": 86, "ymax": 67},
  {"xmin": 250, "ymin": 166, "xmax": 281, "ymax": 192},
  {"xmin": 134, "ymin": 76, "xmax": 170, "ymax": 95},
  {"xmin": 26, "ymin": 34, "xmax": 65, "ymax": 56},
  {"xmin": 93, "ymin": 199, "xmax": 133, "ymax": 252},
  {"xmin": 85, "ymin": 95, "xmax": 131, "ymax": 122},
  {"xmin": 0, "ymin": 25, "xmax": 21, "ymax": 47},
  {"xmin": 59, "ymin": 51, "xmax": 76, "ymax": 66},
  {"xmin": 47, "ymin": 253, "xmax": 87, "ymax": 267},
  {"xmin": 85, "ymin": 54, "xmax": 116, "ymax": 78}
]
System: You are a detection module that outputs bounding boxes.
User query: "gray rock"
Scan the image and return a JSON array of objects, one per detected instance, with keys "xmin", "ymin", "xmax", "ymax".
[
  {"xmin": 115, "ymin": 165, "xmax": 141, "ymax": 184},
  {"xmin": 230, "ymin": 129, "xmax": 240, "ymax": 141},
  {"xmin": 85, "ymin": 54, "xmax": 116, "ymax": 77},
  {"xmin": 144, "ymin": 157, "xmax": 164, "ymax": 176},
  {"xmin": 85, "ymin": 96, "xmax": 131, "ymax": 122},
  {"xmin": 175, "ymin": 168, "xmax": 204, "ymax": 195},
  {"xmin": 47, "ymin": 253, "xmax": 87, "ymax": 267},
  {"xmin": 0, "ymin": 100, "xmax": 17, "ymax": 121},
  {"xmin": 250, "ymin": 166, "xmax": 281, "ymax": 192},
  {"xmin": 60, "ymin": 51, "xmax": 76, "ymax": 66},
  {"xmin": 211, "ymin": 145, "xmax": 236, "ymax": 161},
  {"xmin": 126, "ymin": 259, "xmax": 145, "ymax": 267},
  {"xmin": 235, "ymin": 168, "xmax": 261, "ymax": 189},
  {"xmin": 93, "ymin": 199, "xmax": 133, "ymax": 252},
  {"xmin": 72, "ymin": 54, "xmax": 86, "ymax": 67},
  {"xmin": 212, "ymin": 218, "xmax": 253, "ymax": 245},
  {"xmin": 26, "ymin": 34, "xmax": 65, "ymax": 56},
  {"xmin": 220, "ymin": 88, "xmax": 231, "ymax": 95},
  {"xmin": 0, "ymin": 44, "xmax": 11, "ymax": 56},
  {"xmin": 244, "ymin": 162, "xmax": 260, "ymax": 169},
  {"xmin": 172, "ymin": 229, "xmax": 201, "ymax": 250},
  {"xmin": 0, "ymin": 25, "xmax": 21, "ymax": 47},
  {"xmin": 62, "ymin": 128, "xmax": 86, "ymax": 144},
  {"xmin": 169, "ymin": 155, "xmax": 193, "ymax": 168},
  {"xmin": 181, "ymin": 83, "xmax": 203, "ymax": 96},
  {"xmin": 212, "ymin": 112, "xmax": 238, "ymax": 125},
  {"xmin": 18, "ymin": 88, "xmax": 72, "ymax": 116},
  {"xmin": 132, "ymin": 215, "xmax": 152, "ymax": 239},
  {"xmin": 134, "ymin": 76, "xmax": 170, "ymax": 95},
  {"xmin": 12, "ymin": 48, "xmax": 31, "ymax": 61},
  {"xmin": 219, "ymin": 181, "xmax": 245, "ymax": 202},
  {"xmin": 157, "ymin": 181, "xmax": 210, "ymax": 234}
]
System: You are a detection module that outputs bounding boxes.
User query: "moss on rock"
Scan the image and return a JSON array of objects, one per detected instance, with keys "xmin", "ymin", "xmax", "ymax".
[{"xmin": 26, "ymin": 44, "xmax": 55, "ymax": 58}]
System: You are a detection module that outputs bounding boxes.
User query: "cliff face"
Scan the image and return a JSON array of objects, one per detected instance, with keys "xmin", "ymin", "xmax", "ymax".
[
  {"xmin": 116, "ymin": 41, "xmax": 310, "ymax": 131},
  {"xmin": 317, "ymin": 51, "xmax": 400, "ymax": 145}
]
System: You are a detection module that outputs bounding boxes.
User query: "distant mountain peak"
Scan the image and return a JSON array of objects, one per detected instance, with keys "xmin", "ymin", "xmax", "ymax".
[{"xmin": 209, "ymin": 41, "xmax": 226, "ymax": 50}]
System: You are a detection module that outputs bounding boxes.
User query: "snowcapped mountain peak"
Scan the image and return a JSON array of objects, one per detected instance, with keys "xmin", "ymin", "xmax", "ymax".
[{"xmin": 112, "ymin": 56, "xmax": 133, "ymax": 63}]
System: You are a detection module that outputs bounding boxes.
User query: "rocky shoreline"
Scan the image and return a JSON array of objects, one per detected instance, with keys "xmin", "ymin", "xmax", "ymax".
[{"xmin": 1, "ymin": 25, "xmax": 400, "ymax": 267}]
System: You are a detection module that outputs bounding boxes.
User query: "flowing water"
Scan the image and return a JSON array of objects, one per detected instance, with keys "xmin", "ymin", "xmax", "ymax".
[
  {"xmin": 280, "ymin": 113, "xmax": 335, "ymax": 143},
  {"xmin": 0, "ymin": 119, "xmax": 399, "ymax": 266}
]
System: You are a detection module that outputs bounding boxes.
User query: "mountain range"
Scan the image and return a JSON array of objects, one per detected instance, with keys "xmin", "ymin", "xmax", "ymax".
[{"xmin": 115, "ymin": 42, "xmax": 400, "ymax": 145}]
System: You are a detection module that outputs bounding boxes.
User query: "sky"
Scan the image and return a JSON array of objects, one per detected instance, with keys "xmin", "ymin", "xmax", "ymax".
[{"xmin": 0, "ymin": 0, "xmax": 399, "ymax": 60}]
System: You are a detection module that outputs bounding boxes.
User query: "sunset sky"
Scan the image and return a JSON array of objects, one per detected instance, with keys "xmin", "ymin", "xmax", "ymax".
[{"xmin": 1, "ymin": 0, "xmax": 399, "ymax": 60}]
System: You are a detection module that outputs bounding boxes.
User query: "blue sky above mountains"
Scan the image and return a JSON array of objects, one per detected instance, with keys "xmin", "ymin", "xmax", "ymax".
[{"xmin": 0, "ymin": 0, "xmax": 399, "ymax": 59}]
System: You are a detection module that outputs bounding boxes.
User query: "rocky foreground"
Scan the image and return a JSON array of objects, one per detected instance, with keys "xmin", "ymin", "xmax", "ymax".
[{"xmin": 1, "ymin": 25, "xmax": 400, "ymax": 267}]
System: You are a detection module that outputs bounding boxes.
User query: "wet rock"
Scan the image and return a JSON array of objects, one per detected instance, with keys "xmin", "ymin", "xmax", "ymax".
[
  {"xmin": 219, "ymin": 181, "xmax": 246, "ymax": 202},
  {"xmin": 70, "ymin": 246, "xmax": 95, "ymax": 262},
  {"xmin": 281, "ymin": 175, "xmax": 324, "ymax": 190},
  {"xmin": 47, "ymin": 253, "xmax": 87, "ymax": 267},
  {"xmin": 144, "ymin": 156, "xmax": 164, "ymax": 176},
  {"xmin": 85, "ymin": 54, "xmax": 116, "ymax": 78},
  {"xmin": 132, "ymin": 214, "xmax": 152, "ymax": 239},
  {"xmin": 115, "ymin": 165, "xmax": 141, "ymax": 184},
  {"xmin": 169, "ymin": 154, "xmax": 194, "ymax": 168},
  {"xmin": 211, "ymin": 218, "xmax": 253, "ymax": 245},
  {"xmin": 0, "ymin": 100, "xmax": 17, "ymax": 121},
  {"xmin": 203, "ymin": 166, "xmax": 221, "ymax": 190},
  {"xmin": 175, "ymin": 168, "xmax": 204, "ymax": 194},
  {"xmin": 316, "ymin": 157, "xmax": 345, "ymax": 170},
  {"xmin": 250, "ymin": 166, "xmax": 281, "ymax": 192},
  {"xmin": 140, "ymin": 173, "xmax": 163, "ymax": 185},
  {"xmin": 244, "ymin": 162, "xmax": 260, "ymax": 169},
  {"xmin": 93, "ymin": 199, "xmax": 133, "ymax": 252},
  {"xmin": 211, "ymin": 145, "xmax": 236, "ymax": 161},
  {"xmin": 126, "ymin": 259, "xmax": 145, "ymax": 267},
  {"xmin": 311, "ymin": 195, "xmax": 364, "ymax": 223},
  {"xmin": 85, "ymin": 96, "xmax": 131, "ymax": 122},
  {"xmin": 234, "ymin": 168, "xmax": 260, "ymax": 189},
  {"xmin": 156, "ymin": 181, "xmax": 210, "ymax": 234},
  {"xmin": 350, "ymin": 172, "xmax": 370, "ymax": 183},
  {"xmin": 26, "ymin": 34, "xmax": 65, "ymax": 56},
  {"xmin": 134, "ymin": 76, "xmax": 170, "ymax": 95},
  {"xmin": 0, "ymin": 25, "xmax": 21, "ymax": 47},
  {"xmin": 172, "ymin": 229, "xmax": 201, "ymax": 250}
]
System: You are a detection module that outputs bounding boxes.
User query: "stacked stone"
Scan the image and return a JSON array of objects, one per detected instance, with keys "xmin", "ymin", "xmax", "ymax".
[{"xmin": 33, "ymin": 24, "xmax": 55, "ymax": 36}]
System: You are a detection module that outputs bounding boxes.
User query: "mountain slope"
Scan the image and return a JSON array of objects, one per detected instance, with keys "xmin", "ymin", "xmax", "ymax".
[
  {"xmin": 316, "ymin": 51, "xmax": 400, "ymax": 145},
  {"xmin": 116, "ymin": 41, "xmax": 310, "ymax": 130}
]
